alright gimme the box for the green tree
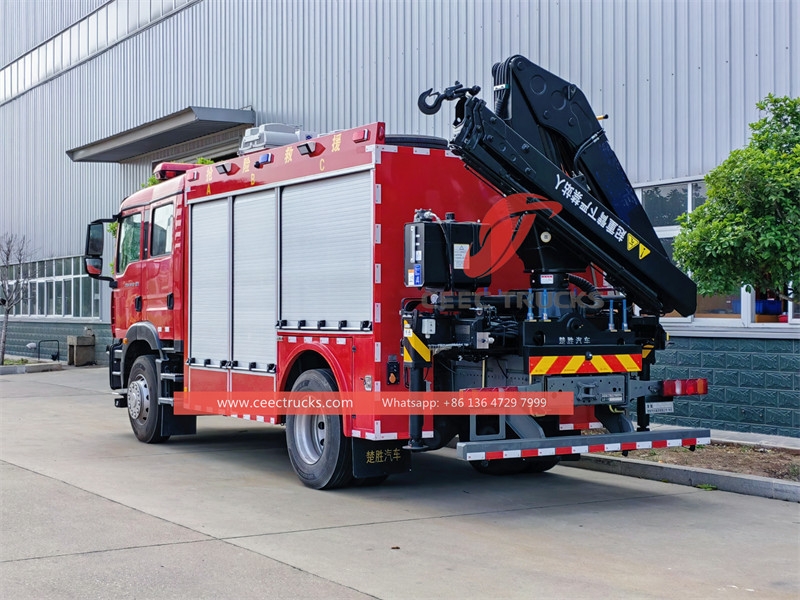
[673,95,800,299]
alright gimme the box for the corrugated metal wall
[0,0,107,65]
[2,0,798,261]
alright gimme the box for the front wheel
[127,355,168,444]
[285,369,353,489]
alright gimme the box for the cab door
[142,201,175,340]
[113,209,144,336]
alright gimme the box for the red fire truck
[85,56,709,489]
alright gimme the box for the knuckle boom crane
[404,55,707,466]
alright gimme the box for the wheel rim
[292,415,326,465]
[128,374,150,423]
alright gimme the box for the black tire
[470,456,560,475]
[524,457,561,473]
[468,420,529,475]
[285,369,353,490]
[352,475,390,487]
[127,355,168,444]
[470,458,528,475]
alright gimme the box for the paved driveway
[1,368,798,599]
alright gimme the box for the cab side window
[151,204,174,257]
[117,213,141,274]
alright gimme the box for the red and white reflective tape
[351,429,434,441]
[559,422,604,431]
[229,414,278,425]
[284,336,349,345]
[465,437,711,462]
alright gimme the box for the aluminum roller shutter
[233,190,277,369]
[281,171,373,329]
[190,199,229,366]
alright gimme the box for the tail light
[662,378,708,396]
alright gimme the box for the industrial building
[1,0,798,435]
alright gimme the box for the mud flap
[159,404,197,436]
[352,438,412,478]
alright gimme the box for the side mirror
[84,257,103,276]
[84,219,116,283]
[85,222,105,257]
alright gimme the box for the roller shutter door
[189,199,229,366]
[280,172,373,329]
[233,190,277,368]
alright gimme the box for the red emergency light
[215,162,239,175]
[298,141,324,156]
[153,162,198,181]
[662,378,708,397]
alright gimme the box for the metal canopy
[66,106,256,163]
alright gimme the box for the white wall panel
[1,0,797,277]
[0,0,106,65]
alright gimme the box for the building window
[0,0,198,104]
[789,285,800,324]
[641,184,688,228]
[11,257,100,319]
[639,180,796,326]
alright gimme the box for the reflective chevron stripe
[529,353,642,375]
[402,319,431,365]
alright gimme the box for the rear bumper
[456,428,711,461]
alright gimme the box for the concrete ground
[1,367,799,599]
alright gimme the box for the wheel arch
[279,347,348,393]
[121,321,163,388]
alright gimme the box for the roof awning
[66,106,256,162]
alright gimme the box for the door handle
[134,296,142,312]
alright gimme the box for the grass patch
[2,358,29,365]
[695,483,718,491]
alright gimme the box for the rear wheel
[468,420,529,475]
[352,475,389,487]
[470,458,528,475]
[470,456,561,475]
[524,457,561,473]
[285,369,353,489]
[127,355,168,444]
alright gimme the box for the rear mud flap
[352,438,412,478]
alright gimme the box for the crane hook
[418,81,481,116]
[418,89,446,115]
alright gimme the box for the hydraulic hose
[492,55,522,118]
[567,274,603,310]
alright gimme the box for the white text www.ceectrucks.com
[215,397,353,410]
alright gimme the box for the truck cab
[84,164,192,442]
